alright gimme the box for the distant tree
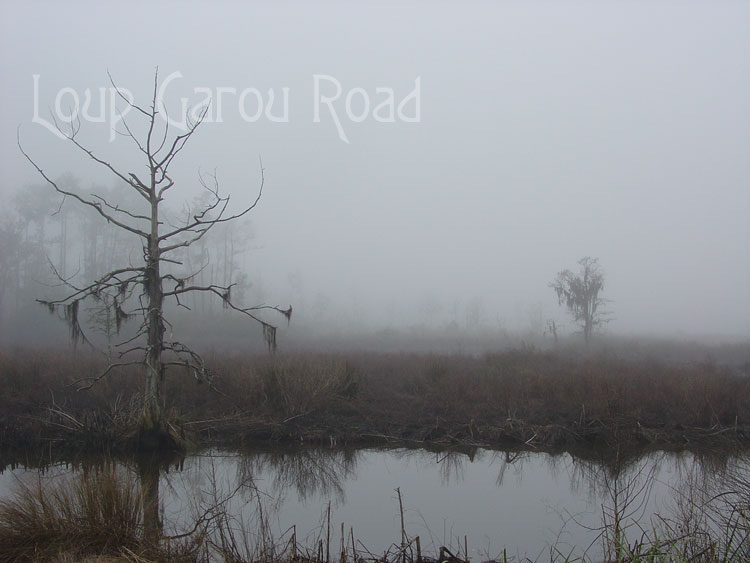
[19,70,291,450]
[417,293,443,327]
[0,215,24,315]
[464,296,487,331]
[546,319,559,346]
[550,257,608,344]
[86,289,119,362]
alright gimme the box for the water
[0,447,745,560]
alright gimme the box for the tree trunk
[584,318,592,345]
[141,196,167,449]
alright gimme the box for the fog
[1,0,748,349]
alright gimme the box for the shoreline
[1,347,748,463]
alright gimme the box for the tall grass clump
[0,469,141,561]
[255,356,361,418]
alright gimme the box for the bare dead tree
[18,70,291,449]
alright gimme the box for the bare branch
[159,161,264,250]
[91,193,151,222]
[107,69,151,117]
[74,360,143,390]
[49,113,151,200]
[163,282,291,351]
[163,341,211,383]
[154,103,210,174]
[37,266,144,305]
[18,129,149,239]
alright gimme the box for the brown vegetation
[1,347,748,463]
[0,469,142,561]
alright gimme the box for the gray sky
[1,0,748,338]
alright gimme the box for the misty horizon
[1,1,749,346]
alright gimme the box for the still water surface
[0,447,743,559]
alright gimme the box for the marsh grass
[0,468,141,561]
[0,467,206,562]
[0,346,748,458]
[256,358,361,418]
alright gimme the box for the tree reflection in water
[137,453,163,545]
[0,445,746,559]
[236,448,360,506]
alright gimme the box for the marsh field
[2,339,749,455]
[1,340,748,562]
